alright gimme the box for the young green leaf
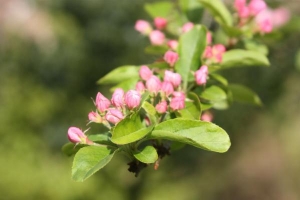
[133,145,158,164]
[62,143,86,157]
[97,66,139,85]
[111,113,154,145]
[142,101,158,125]
[175,25,207,89]
[144,1,173,18]
[209,73,228,86]
[221,49,270,69]
[198,0,233,27]
[72,146,116,182]
[179,0,204,23]
[110,77,140,92]
[200,85,227,102]
[149,118,231,153]
[229,84,262,106]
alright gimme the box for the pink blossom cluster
[204,44,226,64]
[234,0,278,33]
[136,65,185,113]
[135,17,168,46]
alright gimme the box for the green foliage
[176,92,202,119]
[229,84,262,106]
[221,49,270,68]
[175,25,207,89]
[149,119,231,153]
[72,146,116,182]
[144,1,173,18]
[111,114,154,145]
[133,145,158,164]
[97,65,139,85]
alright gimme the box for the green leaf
[142,101,158,125]
[149,119,231,153]
[179,0,204,23]
[145,45,169,55]
[72,146,116,182]
[62,143,86,157]
[200,85,227,102]
[200,103,213,111]
[144,1,173,18]
[133,145,158,164]
[97,66,139,85]
[209,73,228,86]
[110,77,139,92]
[221,49,270,69]
[198,0,233,27]
[111,113,154,145]
[229,84,262,106]
[176,92,201,119]
[244,40,269,55]
[175,25,207,89]
[87,134,116,146]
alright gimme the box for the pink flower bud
[255,10,273,33]
[139,65,153,81]
[214,44,226,54]
[195,65,208,85]
[111,88,125,108]
[206,32,212,45]
[135,20,152,35]
[204,46,213,59]
[149,30,165,46]
[154,17,167,30]
[234,0,246,11]
[182,22,194,33]
[238,6,250,18]
[105,108,124,124]
[201,112,213,122]
[136,81,145,92]
[167,40,178,50]
[170,92,185,111]
[146,75,161,94]
[155,101,168,114]
[161,81,174,96]
[164,51,179,67]
[125,90,141,109]
[67,127,91,144]
[248,0,266,16]
[272,8,290,28]
[95,92,111,112]
[88,111,102,123]
[164,70,181,88]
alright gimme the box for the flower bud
[161,81,174,96]
[170,93,185,111]
[135,20,152,35]
[201,112,213,122]
[146,75,161,94]
[111,88,125,108]
[206,32,212,45]
[154,17,167,30]
[95,92,111,112]
[105,108,124,124]
[125,90,141,109]
[136,81,145,92]
[88,111,102,123]
[67,127,91,144]
[182,22,194,33]
[139,65,153,81]
[155,101,168,114]
[167,40,178,50]
[164,70,181,88]
[149,30,165,46]
[164,51,179,67]
[249,0,267,16]
[195,65,208,85]
[255,10,273,33]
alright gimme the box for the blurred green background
[0,0,300,199]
